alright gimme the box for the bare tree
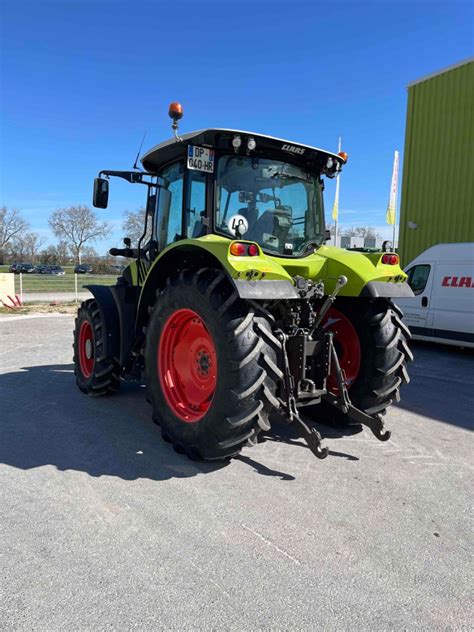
[341,226,381,239]
[10,231,45,262]
[40,245,59,264]
[49,205,111,264]
[10,234,28,261]
[55,240,71,265]
[81,245,99,262]
[122,207,147,246]
[0,207,30,261]
[24,232,47,262]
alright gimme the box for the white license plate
[187,145,215,173]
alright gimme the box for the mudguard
[83,285,120,360]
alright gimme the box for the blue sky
[1,0,472,253]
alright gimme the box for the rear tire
[144,269,281,461]
[307,298,413,423]
[73,299,121,396]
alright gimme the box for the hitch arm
[323,337,391,441]
[323,392,391,441]
[277,331,328,459]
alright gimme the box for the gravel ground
[1,315,473,631]
[19,291,91,303]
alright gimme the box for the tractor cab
[94,104,346,265]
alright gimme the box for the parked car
[74,263,93,274]
[49,265,65,276]
[35,264,65,275]
[36,264,52,274]
[22,263,37,273]
[9,262,36,273]
[396,242,474,348]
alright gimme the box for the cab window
[156,161,184,248]
[186,170,207,238]
[406,264,431,295]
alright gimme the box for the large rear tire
[144,269,281,461]
[308,297,412,422]
[73,299,121,396]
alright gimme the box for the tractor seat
[191,210,207,238]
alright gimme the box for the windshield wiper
[270,171,309,182]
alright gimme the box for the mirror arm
[98,170,158,187]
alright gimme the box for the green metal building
[398,58,474,265]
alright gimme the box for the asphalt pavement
[1,314,473,630]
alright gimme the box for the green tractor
[73,103,414,460]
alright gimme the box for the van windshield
[216,155,325,256]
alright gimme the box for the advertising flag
[386,150,399,225]
[332,175,340,221]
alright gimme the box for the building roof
[407,57,473,88]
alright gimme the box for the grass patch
[14,274,117,293]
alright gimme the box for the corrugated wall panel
[399,60,474,265]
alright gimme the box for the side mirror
[324,229,331,242]
[123,237,131,248]
[93,177,109,209]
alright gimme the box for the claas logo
[442,276,474,288]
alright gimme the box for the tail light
[230,242,259,256]
[247,244,259,256]
[382,254,399,265]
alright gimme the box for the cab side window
[186,170,207,238]
[406,264,431,295]
[157,161,184,248]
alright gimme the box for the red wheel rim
[78,320,94,378]
[321,307,361,392]
[158,308,217,423]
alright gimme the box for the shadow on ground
[394,341,474,431]
[3,342,470,484]
[1,363,350,482]
[0,364,229,482]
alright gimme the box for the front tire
[144,269,281,461]
[73,299,121,395]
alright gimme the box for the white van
[395,243,474,348]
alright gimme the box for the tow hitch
[276,275,392,460]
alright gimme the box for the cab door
[401,262,435,335]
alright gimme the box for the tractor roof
[141,128,344,175]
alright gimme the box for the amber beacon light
[338,151,348,162]
[168,102,184,140]
[168,102,184,121]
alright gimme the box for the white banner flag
[332,137,342,222]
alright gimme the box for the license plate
[187,145,215,173]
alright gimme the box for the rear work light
[382,254,399,265]
[230,242,259,256]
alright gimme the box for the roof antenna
[132,130,147,170]
[168,102,184,142]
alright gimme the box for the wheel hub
[197,350,211,375]
[78,320,94,378]
[85,339,93,359]
[158,309,217,423]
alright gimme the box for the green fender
[137,236,412,312]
